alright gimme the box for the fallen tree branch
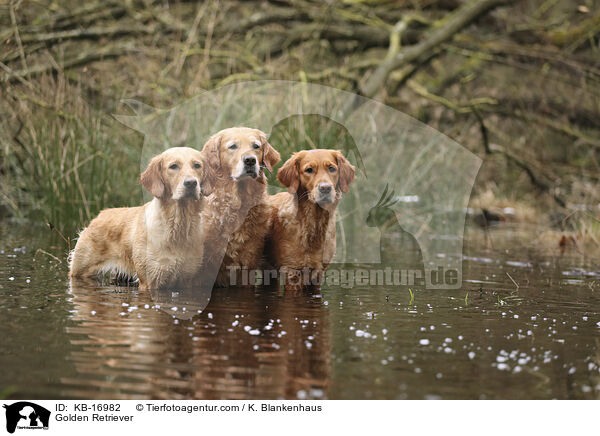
[405,79,568,207]
[450,40,600,83]
[407,79,498,112]
[1,42,135,83]
[408,71,600,149]
[473,106,568,208]
[16,24,157,44]
[360,0,513,98]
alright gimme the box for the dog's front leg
[306,268,324,293]
[282,267,305,293]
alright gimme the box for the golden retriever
[201,127,280,287]
[266,149,355,290]
[69,147,214,290]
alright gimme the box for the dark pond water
[0,221,599,399]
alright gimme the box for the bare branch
[360,0,513,98]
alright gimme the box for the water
[0,222,599,399]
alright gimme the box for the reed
[0,74,141,234]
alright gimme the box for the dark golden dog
[267,149,355,289]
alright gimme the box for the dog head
[277,149,355,206]
[202,127,280,182]
[140,147,215,201]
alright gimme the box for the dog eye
[305,168,314,174]
[193,163,201,169]
[252,143,260,149]
[328,166,336,173]
[169,164,179,170]
[228,143,238,150]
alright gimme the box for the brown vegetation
[0,0,599,242]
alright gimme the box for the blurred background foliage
[0,0,598,250]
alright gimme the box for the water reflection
[65,284,330,399]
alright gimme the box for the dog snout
[243,156,257,167]
[318,183,333,194]
[183,177,198,189]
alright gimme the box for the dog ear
[259,132,280,172]
[140,154,166,198]
[202,133,222,173]
[335,150,355,193]
[200,156,216,197]
[277,153,300,194]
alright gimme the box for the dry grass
[0,72,141,232]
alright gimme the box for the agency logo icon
[2,402,50,434]
[115,80,481,295]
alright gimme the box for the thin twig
[9,0,29,81]
[506,272,519,290]
[35,248,62,264]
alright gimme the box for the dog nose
[243,156,257,166]
[318,183,333,194]
[183,178,198,188]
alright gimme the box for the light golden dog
[201,127,280,287]
[69,147,214,289]
[266,149,355,289]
